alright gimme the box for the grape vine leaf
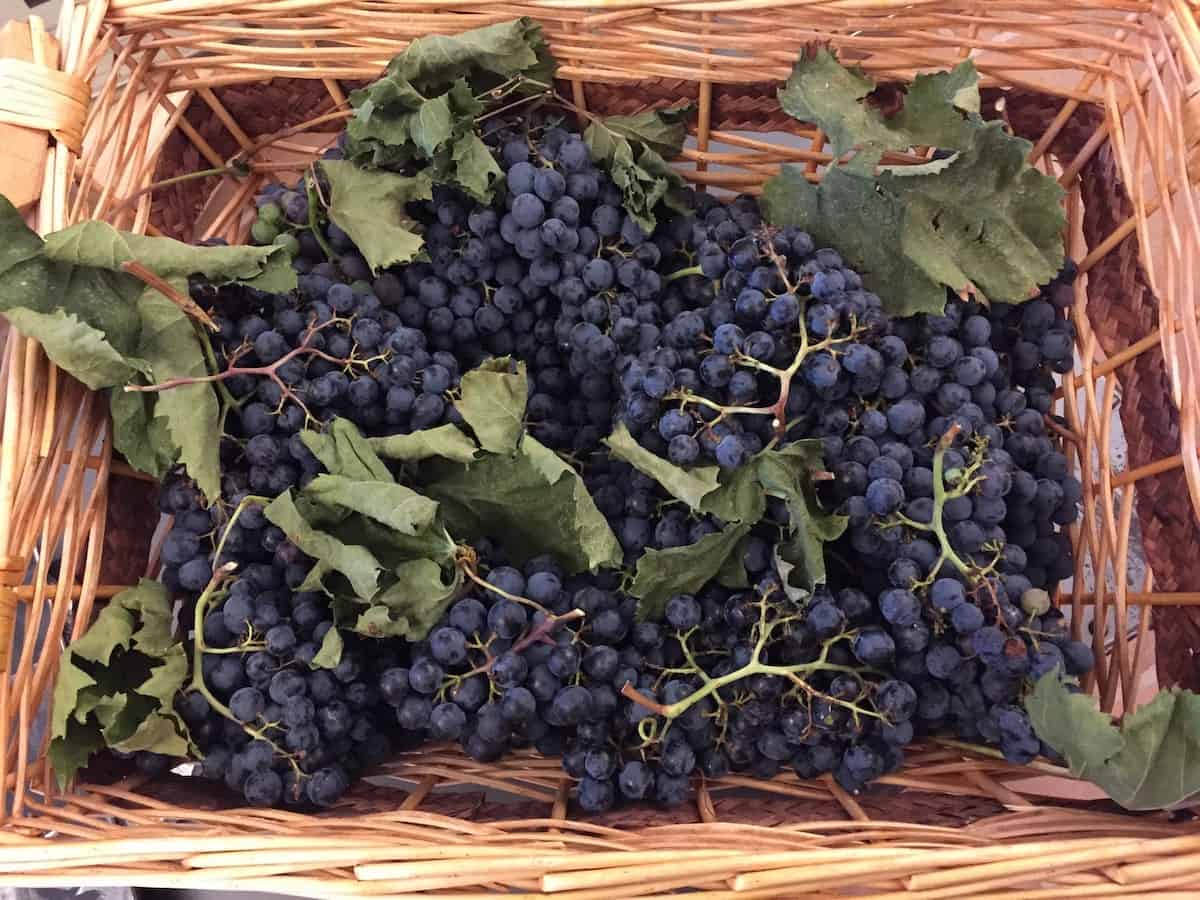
[303,474,439,536]
[604,423,721,511]
[630,523,752,621]
[739,442,845,593]
[346,18,552,203]
[454,356,527,454]
[2,308,148,390]
[320,162,432,273]
[778,49,980,157]
[133,284,221,502]
[301,418,394,483]
[355,558,463,639]
[266,491,384,601]
[762,127,1065,317]
[369,424,479,464]
[425,435,622,574]
[49,580,194,786]
[584,106,692,234]
[1026,672,1200,810]
[108,390,176,481]
[42,220,286,284]
[310,626,343,669]
[0,194,291,490]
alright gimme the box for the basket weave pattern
[1,1,1200,895]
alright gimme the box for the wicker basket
[2,0,1200,895]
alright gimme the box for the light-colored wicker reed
[0,0,1199,895]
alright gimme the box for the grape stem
[123,318,366,428]
[889,423,983,583]
[665,264,704,282]
[671,319,865,442]
[120,260,219,332]
[304,169,335,261]
[462,608,586,680]
[455,545,552,617]
[188,495,303,779]
[621,600,864,725]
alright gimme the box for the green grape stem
[188,495,302,777]
[670,317,866,442]
[621,623,862,724]
[664,264,704,282]
[304,168,335,261]
[891,423,995,589]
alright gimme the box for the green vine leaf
[425,435,621,574]
[1026,672,1200,810]
[320,161,432,273]
[48,580,193,786]
[584,106,692,234]
[369,424,479,464]
[630,523,752,621]
[778,49,980,157]
[454,356,527,453]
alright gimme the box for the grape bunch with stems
[126,90,1092,811]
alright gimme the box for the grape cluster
[134,108,1095,811]
[162,480,396,807]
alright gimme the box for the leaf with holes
[778,49,979,156]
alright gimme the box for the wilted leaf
[1026,673,1200,810]
[42,220,284,284]
[303,474,439,536]
[346,18,551,203]
[630,523,751,621]
[369,424,478,464]
[604,423,720,511]
[311,626,343,669]
[361,558,463,640]
[454,357,526,453]
[2,308,146,390]
[134,285,221,501]
[763,125,1064,317]
[584,107,691,234]
[778,50,979,156]
[109,389,175,480]
[321,161,432,273]
[425,435,621,574]
[265,491,384,601]
[302,418,393,482]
